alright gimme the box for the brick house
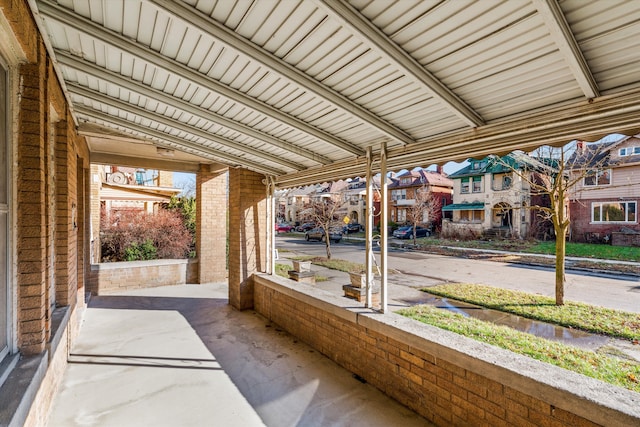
[443,155,550,239]
[1,1,639,426]
[568,136,640,245]
[388,168,453,229]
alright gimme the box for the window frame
[591,201,637,223]
[0,56,12,363]
[584,169,611,187]
[460,177,470,194]
[472,176,483,193]
[391,189,406,201]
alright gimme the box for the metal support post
[380,142,388,313]
[265,176,275,275]
[365,147,374,308]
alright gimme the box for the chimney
[576,140,585,153]
[436,165,443,174]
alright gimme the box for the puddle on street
[417,294,610,351]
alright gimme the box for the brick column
[196,166,227,283]
[89,164,101,263]
[17,60,47,355]
[54,119,78,307]
[228,168,267,310]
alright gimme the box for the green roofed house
[443,154,552,239]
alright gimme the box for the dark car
[275,223,294,233]
[392,226,430,239]
[296,222,316,232]
[342,223,362,234]
[305,227,342,243]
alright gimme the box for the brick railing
[88,259,199,295]
[253,273,640,426]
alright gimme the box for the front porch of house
[42,275,640,427]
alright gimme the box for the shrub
[124,239,157,261]
[167,196,196,248]
[100,207,192,262]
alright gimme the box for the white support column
[365,147,374,308]
[265,176,275,275]
[380,142,388,313]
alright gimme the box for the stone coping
[91,259,189,270]
[0,306,70,427]
[254,273,640,426]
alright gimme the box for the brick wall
[570,199,640,243]
[195,167,227,283]
[253,274,640,427]
[88,259,190,295]
[17,55,48,355]
[1,1,90,424]
[228,168,266,310]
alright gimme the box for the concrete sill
[0,305,70,427]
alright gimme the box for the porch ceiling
[31,0,640,187]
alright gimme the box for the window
[619,147,640,156]
[592,202,636,223]
[459,210,484,222]
[472,176,482,193]
[391,189,406,200]
[401,177,412,185]
[0,60,9,362]
[471,161,486,170]
[460,177,469,194]
[397,209,406,222]
[584,169,611,186]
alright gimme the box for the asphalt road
[276,236,640,314]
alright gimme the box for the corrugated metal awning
[30,0,640,188]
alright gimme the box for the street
[276,236,640,314]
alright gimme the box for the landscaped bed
[398,283,640,392]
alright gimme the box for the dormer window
[471,161,486,170]
[401,177,412,185]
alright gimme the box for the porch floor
[46,283,432,427]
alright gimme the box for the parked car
[342,223,362,234]
[296,222,316,232]
[392,226,430,239]
[305,227,342,243]
[275,223,294,233]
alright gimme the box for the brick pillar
[89,164,101,263]
[54,119,77,307]
[157,170,173,188]
[196,166,227,283]
[17,60,47,355]
[228,168,267,310]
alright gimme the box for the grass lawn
[274,263,328,281]
[414,237,640,262]
[288,255,366,274]
[399,304,640,392]
[422,284,640,341]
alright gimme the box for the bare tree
[406,186,442,245]
[301,193,345,259]
[498,143,610,305]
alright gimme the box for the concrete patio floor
[46,283,433,427]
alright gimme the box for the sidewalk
[47,283,432,427]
